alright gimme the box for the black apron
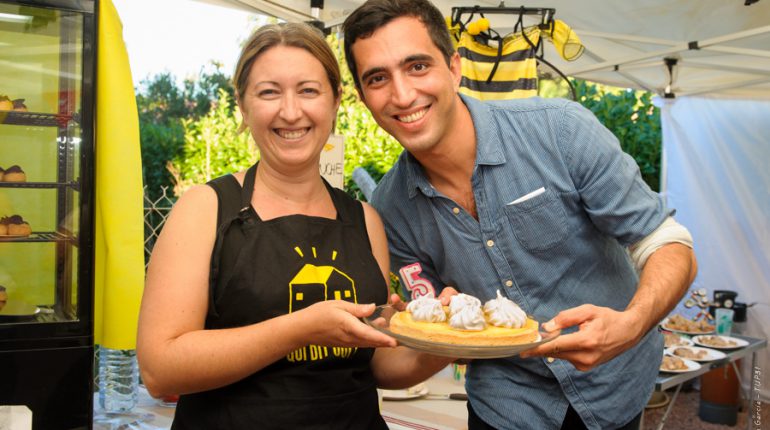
[172,164,388,430]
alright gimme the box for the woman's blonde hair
[234,23,341,132]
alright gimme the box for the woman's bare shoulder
[361,201,384,225]
[160,184,219,237]
[174,184,218,212]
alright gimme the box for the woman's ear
[236,97,248,134]
[335,86,343,111]
[331,87,342,133]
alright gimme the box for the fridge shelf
[0,231,77,244]
[0,111,78,127]
[0,181,80,190]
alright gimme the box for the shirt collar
[403,152,432,199]
[403,94,508,199]
[460,93,507,166]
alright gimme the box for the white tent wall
[661,96,770,400]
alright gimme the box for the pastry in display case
[0,285,7,310]
[2,165,27,182]
[0,0,96,429]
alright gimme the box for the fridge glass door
[0,1,85,325]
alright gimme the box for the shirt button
[547,357,555,363]
[486,240,495,247]
[452,207,460,214]
[505,280,513,287]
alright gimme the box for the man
[343,1,697,429]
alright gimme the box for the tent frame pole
[567,24,770,75]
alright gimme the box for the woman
[137,23,452,429]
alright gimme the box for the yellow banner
[94,0,144,350]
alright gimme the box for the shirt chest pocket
[502,189,569,253]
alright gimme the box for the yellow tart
[390,308,539,346]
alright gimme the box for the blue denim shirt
[371,94,669,430]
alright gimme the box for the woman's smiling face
[239,45,340,172]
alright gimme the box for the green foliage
[170,89,257,191]
[538,64,574,100]
[327,33,404,200]
[137,73,186,201]
[389,272,407,302]
[182,62,236,118]
[136,64,235,200]
[137,72,188,121]
[572,79,662,191]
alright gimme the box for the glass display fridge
[0,0,96,428]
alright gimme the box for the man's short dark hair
[342,0,455,92]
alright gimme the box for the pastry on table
[664,332,689,348]
[3,165,26,182]
[0,166,4,182]
[661,355,689,371]
[664,313,715,333]
[0,95,12,111]
[389,291,539,346]
[673,347,707,360]
[697,335,738,348]
[1,215,32,237]
[12,99,27,112]
[0,285,6,311]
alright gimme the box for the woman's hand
[301,300,397,348]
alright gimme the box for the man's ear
[449,52,462,90]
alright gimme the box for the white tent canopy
[198,0,770,99]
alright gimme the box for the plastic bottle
[98,347,139,412]
[732,302,747,335]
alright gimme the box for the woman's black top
[171,164,388,429]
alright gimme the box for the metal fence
[142,169,377,268]
[143,186,176,269]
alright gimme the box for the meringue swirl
[448,305,486,331]
[483,290,527,328]
[448,294,486,331]
[406,295,447,323]
[449,293,482,316]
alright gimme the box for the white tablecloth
[94,366,468,430]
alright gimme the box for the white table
[649,335,767,430]
[381,366,468,430]
[94,366,468,430]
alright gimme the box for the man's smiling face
[351,16,462,156]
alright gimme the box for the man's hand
[437,286,459,305]
[520,304,646,371]
[389,293,408,311]
[389,286,460,311]
[523,244,695,371]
